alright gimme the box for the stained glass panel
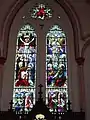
[13,24,37,112]
[13,89,34,113]
[31,4,52,20]
[46,25,68,112]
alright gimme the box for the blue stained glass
[13,89,34,112]
[15,24,37,87]
[46,25,68,112]
[46,25,66,87]
[13,24,37,112]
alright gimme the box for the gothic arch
[1,0,81,61]
[0,0,84,112]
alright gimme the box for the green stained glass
[46,25,68,112]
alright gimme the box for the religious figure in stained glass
[13,24,37,112]
[13,89,33,112]
[48,90,66,112]
[31,4,52,20]
[15,67,30,87]
[15,25,36,87]
[46,25,68,112]
[46,26,66,87]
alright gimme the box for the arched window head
[46,25,68,112]
[13,24,37,113]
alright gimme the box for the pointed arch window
[46,25,68,112]
[13,24,37,113]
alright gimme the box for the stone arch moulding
[1,0,82,62]
[81,38,90,58]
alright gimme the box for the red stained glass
[37,8,46,17]
[13,24,37,113]
[31,4,52,20]
[46,25,68,112]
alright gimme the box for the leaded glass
[13,89,34,112]
[31,4,52,20]
[46,25,68,112]
[13,24,37,112]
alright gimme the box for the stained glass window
[31,4,52,20]
[13,24,37,113]
[46,25,68,112]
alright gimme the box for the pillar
[76,57,85,111]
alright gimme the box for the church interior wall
[0,0,90,120]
